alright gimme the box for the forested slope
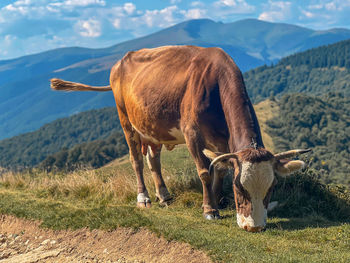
[267,93,350,185]
[0,107,120,168]
[244,39,350,102]
[39,131,127,171]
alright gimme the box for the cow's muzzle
[243,225,265,232]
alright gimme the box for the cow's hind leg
[119,115,151,208]
[146,145,172,206]
[183,126,220,219]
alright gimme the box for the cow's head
[203,148,311,232]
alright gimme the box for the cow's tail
[50,78,112,92]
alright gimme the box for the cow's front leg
[212,169,230,209]
[184,126,220,219]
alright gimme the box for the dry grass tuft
[0,169,138,204]
[0,147,200,206]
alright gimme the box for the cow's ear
[274,160,305,176]
[203,149,234,170]
[203,149,221,160]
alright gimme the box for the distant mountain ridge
[1,18,350,139]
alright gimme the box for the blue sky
[1,0,350,60]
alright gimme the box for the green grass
[1,146,350,262]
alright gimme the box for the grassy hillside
[244,39,350,102]
[0,107,120,168]
[0,146,349,262]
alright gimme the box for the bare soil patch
[0,215,212,263]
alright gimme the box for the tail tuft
[50,78,70,90]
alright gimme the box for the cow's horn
[209,153,238,176]
[274,149,311,160]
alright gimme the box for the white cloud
[211,0,255,20]
[4,34,17,43]
[300,0,350,28]
[63,0,105,7]
[182,8,206,19]
[213,0,255,13]
[76,19,101,37]
[142,5,178,28]
[4,3,29,14]
[123,2,136,15]
[301,10,314,19]
[10,0,32,7]
[214,0,236,7]
[308,4,323,10]
[258,1,292,22]
[113,18,121,29]
[325,2,337,11]
[307,1,350,12]
[191,1,204,7]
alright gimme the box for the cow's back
[110,46,202,143]
[112,46,201,107]
[109,45,241,145]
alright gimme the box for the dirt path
[0,215,212,263]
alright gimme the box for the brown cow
[51,45,310,232]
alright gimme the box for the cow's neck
[218,70,264,153]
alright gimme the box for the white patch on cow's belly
[131,125,160,144]
[131,125,185,145]
[168,128,185,144]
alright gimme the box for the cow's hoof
[203,212,221,220]
[156,196,174,207]
[137,201,152,208]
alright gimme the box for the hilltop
[1,19,350,139]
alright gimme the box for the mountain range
[1,18,350,140]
